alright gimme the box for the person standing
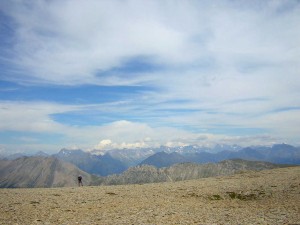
[78,175,83,186]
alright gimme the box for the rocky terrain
[1,166,299,224]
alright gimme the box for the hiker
[78,175,83,186]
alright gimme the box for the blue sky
[0,0,300,154]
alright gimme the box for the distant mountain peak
[58,148,86,156]
[139,151,189,168]
[34,151,49,157]
[272,143,294,149]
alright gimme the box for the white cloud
[0,1,300,152]
[2,0,193,84]
[94,139,148,151]
[2,1,300,111]
[0,101,73,132]
[96,139,113,148]
[1,97,299,153]
[3,0,298,85]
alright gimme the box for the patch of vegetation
[106,192,117,195]
[181,192,201,198]
[208,194,223,200]
[226,192,257,200]
[227,191,238,199]
[290,184,298,189]
[187,192,200,197]
[30,201,40,204]
[252,189,266,196]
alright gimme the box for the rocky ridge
[100,159,289,185]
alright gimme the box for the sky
[0,0,300,154]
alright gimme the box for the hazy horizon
[1,142,298,156]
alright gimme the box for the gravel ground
[0,166,299,225]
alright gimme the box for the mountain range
[138,144,300,168]
[1,143,299,188]
[184,144,300,165]
[53,148,127,176]
[0,155,294,188]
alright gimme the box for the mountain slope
[101,159,290,185]
[0,156,97,188]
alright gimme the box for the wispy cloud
[2,0,298,85]
[0,0,299,152]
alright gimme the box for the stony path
[0,167,299,225]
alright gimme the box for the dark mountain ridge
[100,159,292,185]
